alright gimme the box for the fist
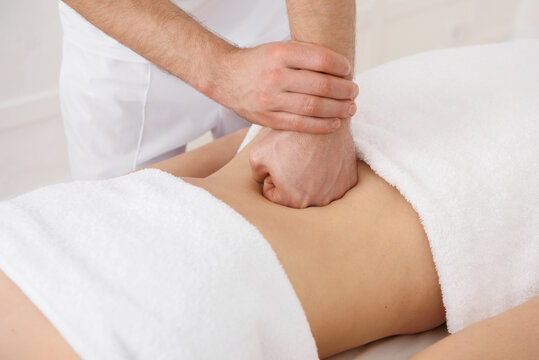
[249,125,358,208]
[217,41,359,134]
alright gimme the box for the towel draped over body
[352,39,539,333]
[0,170,318,359]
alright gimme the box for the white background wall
[0,0,67,199]
[1,0,538,200]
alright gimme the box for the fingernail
[332,120,341,129]
[354,84,359,98]
[349,103,357,116]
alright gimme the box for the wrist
[292,117,351,144]
[198,43,240,106]
[338,117,351,129]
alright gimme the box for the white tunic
[58,1,289,180]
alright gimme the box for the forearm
[61,0,234,98]
[286,0,356,133]
[411,296,539,360]
[286,0,356,80]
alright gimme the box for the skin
[60,0,357,134]
[1,128,537,359]
[60,0,359,208]
[250,0,359,208]
[189,129,445,358]
[411,296,539,359]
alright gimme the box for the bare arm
[250,0,359,208]
[286,0,356,76]
[411,296,539,360]
[147,128,248,178]
[61,0,357,134]
[62,0,232,97]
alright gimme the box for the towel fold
[0,170,318,359]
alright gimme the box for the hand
[249,124,358,208]
[214,41,359,134]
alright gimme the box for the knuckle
[288,115,303,132]
[303,97,319,115]
[264,114,281,129]
[268,42,288,60]
[255,115,270,127]
[249,147,263,167]
[286,191,304,209]
[289,199,302,209]
[293,190,310,209]
[321,196,333,206]
[316,52,333,69]
[315,78,331,95]
[261,69,282,87]
[251,112,272,128]
[299,197,310,209]
[256,91,273,108]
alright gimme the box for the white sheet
[330,326,448,360]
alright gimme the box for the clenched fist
[213,41,359,134]
[249,124,358,208]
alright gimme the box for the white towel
[353,39,539,333]
[0,170,318,359]
[241,39,539,333]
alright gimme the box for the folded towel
[241,39,539,333]
[0,170,318,359]
[352,39,539,333]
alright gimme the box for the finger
[283,42,351,77]
[262,176,275,195]
[262,176,301,208]
[274,93,356,119]
[262,177,287,206]
[284,69,359,100]
[249,146,270,183]
[261,112,341,134]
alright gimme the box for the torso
[0,270,80,360]
[186,136,445,357]
[0,139,444,360]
